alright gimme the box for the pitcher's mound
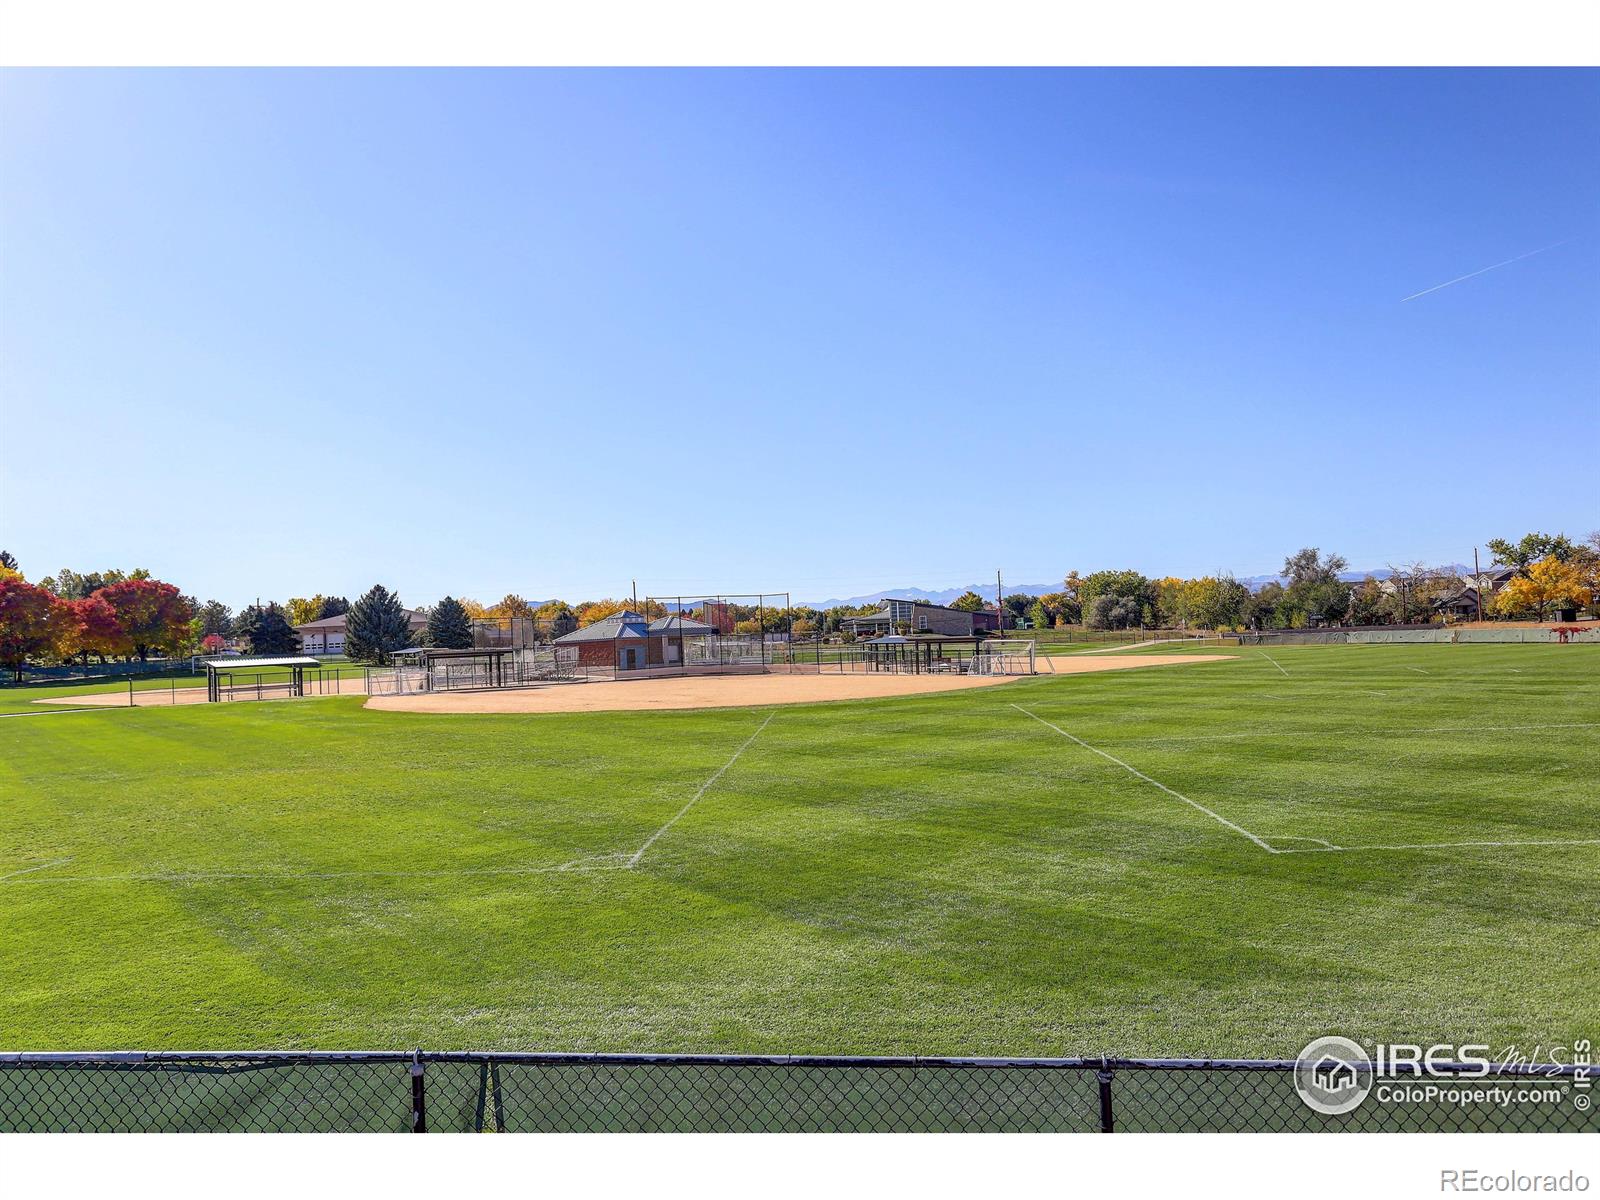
[362,654,1234,715]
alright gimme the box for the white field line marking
[1079,638,1196,654]
[1361,691,1388,697]
[1404,666,1430,675]
[1258,652,1290,678]
[0,858,74,881]
[1092,721,1600,748]
[5,718,776,887]
[1270,836,1342,850]
[1277,838,1600,855]
[0,708,117,718]
[1011,704,1280,854]
[625,712,774,867]
[0,859,632,886]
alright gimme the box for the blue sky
[2,69,1596,608]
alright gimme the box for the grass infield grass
[1,642,1595,1056]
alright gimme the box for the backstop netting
[365,648,580,695]
[970,639,1036,675]
[646,593,793,672]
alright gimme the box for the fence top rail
[0,1050,1582,1078]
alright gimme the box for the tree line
[0,557,196,682]
[4,528,1594,679]
[982,531,1599,633]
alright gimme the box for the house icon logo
[1295,1036,1374,1115]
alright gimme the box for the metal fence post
[1097,1061,1115,1132]
[410,1051,427,1132]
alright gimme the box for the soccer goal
[970,639,1037,675]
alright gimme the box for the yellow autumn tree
[1491,555,1592,621]
[457,598,491,619]
[489,594,536,619]
[576,598,628,627]
[285,596,324,626]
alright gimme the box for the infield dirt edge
[361,654,1237,715]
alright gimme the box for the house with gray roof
[295,608,427,654]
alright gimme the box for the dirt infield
[364,655,1235,715]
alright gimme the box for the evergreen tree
[317,595,350,619]
[426,596,474,649]
[198,600,234,638]
[345,585,413,664]
[234,603,300,655]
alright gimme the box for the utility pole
[631,580,638,611]
[996,570,1004,632]
[1472,548,1484,622]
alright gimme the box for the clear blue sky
[2,69,1596,607]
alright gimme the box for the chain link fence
[0,1053,1589,1133]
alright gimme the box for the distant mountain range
[799,567,1475,609]
[798,583,1067,609]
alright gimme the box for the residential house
[294,609,428,654]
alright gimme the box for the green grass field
[2,642,1595,1056]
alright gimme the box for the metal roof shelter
[201,655,322,702]
[392,645,521,688]
[647,615,718,635]
[859,633,986,673]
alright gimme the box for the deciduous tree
[1079,571,1154,625]
[1491,556,1592,621]
[1243,582,1285,630]
[950,591,986,612]
[97,578,194,661]
[285,597,325,627]
[490,595,536,620]
[59,594,124,664]
[1181,576,1249,630]
[1346,577,1386,626]
[1087,593,1141,630]
[0,578,64,681]
[536,600,577,639]
[1038,591,1080,626]
[1488,532,1576,574]
[577,599,628,627]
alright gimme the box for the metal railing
[0,1052,1587,1133]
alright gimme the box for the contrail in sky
[1400,238,1575,303]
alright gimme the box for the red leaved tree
[200,633,227,654]
[0,578,66,681]
[60,594,125,665]
[96,578,194,662]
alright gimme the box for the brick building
[553,610,719,671]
